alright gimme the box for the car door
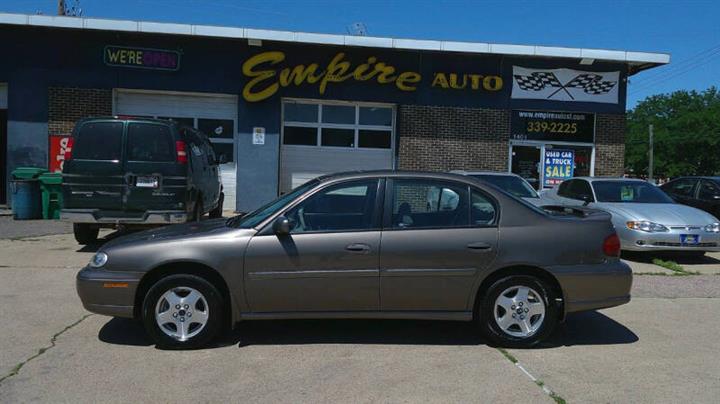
[62,120,126,210]
[697,180,720,218]
[378,178,499,312]
[124,122,185,212]
[243,178,383,312]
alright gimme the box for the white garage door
[280,99,395,193]
[114,89,238,211]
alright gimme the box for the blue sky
[3,0,719,108]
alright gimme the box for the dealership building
[0,13,669,212]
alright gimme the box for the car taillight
[176,141,188,164]
[603,233,621,257]
[64,137,74,162]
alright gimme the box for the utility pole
[58,0,66,15]
[648,124,654,184]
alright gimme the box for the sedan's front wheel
[479,275,558,348]
[142,275,223,349]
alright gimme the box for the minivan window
[73,122,124,161]
[127,123,175,162]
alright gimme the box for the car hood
[595,203,716,226]
[103,218,240,248]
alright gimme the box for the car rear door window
[557,180,573,198]
[285,179,379,233]
[698,180,720,201]
[127,123,175,162]
[390,179,469,229]
[571,180,595,201]
[73,122,124,161]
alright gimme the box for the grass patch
[496,347,518,363]
[652,258,688,275]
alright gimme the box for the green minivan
[61,117,224,244]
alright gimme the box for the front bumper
[618,227,720,252]
[548,259,633,315]
[62,209,187,225]
[76,266,143,318]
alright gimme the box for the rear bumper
[548,260,633,315]
[76,266,143,318]
[61,209,187,225]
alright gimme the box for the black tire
[209,192,224,219]
[478,275,559,348]
[73,223,99,245]
[142,274,224,349]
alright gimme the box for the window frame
[382,178,499,231]
[261,178,386,235]
[281,99,395,150]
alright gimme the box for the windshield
[473,175,539,198]
[227,180,320,228]
[593,181,674,203]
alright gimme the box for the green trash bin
[38,173,63,220]
[12,167,48,181]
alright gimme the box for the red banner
[49,134,71,173]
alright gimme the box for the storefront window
[284,103,318,122]
[321,128,354,147]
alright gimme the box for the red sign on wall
[49,134,70,173]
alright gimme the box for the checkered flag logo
[514,71,617,99]
[513,72,563,91]
[564,73,617,95]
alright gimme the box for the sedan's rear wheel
[479,275,558,348]
[142,275,223,349]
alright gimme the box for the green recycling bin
[38,173,63,220]
[12,167,48,180]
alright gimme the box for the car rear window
[73,122,124,161]
[127,123,175,162]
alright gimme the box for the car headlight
[626,221,669,232]
[705,223,720,233]
[89,252,108,268]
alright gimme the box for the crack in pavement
[0,314,93,385]
[496,348,567,404]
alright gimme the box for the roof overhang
[0,12,670,73]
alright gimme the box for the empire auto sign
[241,51,504,102]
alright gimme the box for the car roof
[571,177,648,183]
[316,170,482,184]
[451,170,522,178]
[77,116,178,125]
[668,176,720,181]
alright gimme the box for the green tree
[626,87,720,178]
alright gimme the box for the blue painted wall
[0,25,628,210]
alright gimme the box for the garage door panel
[281,145,392,191]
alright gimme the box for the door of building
[510,145,542,190]
[0,109,7,204]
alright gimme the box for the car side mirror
[272,215,291,236]
[216,154,227,165]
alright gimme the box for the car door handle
[467,242,492,250]
[345,243,371,253]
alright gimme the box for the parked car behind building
[544,177,720,255]
[451,171,547,206]
[660,177,720,220]
[61,117,224,244]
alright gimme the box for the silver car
[545,177,720,254]
[451,171,546,206]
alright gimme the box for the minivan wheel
[73,223,99,245]
[142,274,223,349]
[478,275,558,348]
[209,192,224,219]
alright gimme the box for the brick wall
[594,114,626,177]
[397,105,627,177]
[48,87,112,135]
[397,105,510,172]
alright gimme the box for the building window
[282,100,394,149]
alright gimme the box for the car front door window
[285,180,379,233]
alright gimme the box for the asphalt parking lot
[1,220,719,403]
